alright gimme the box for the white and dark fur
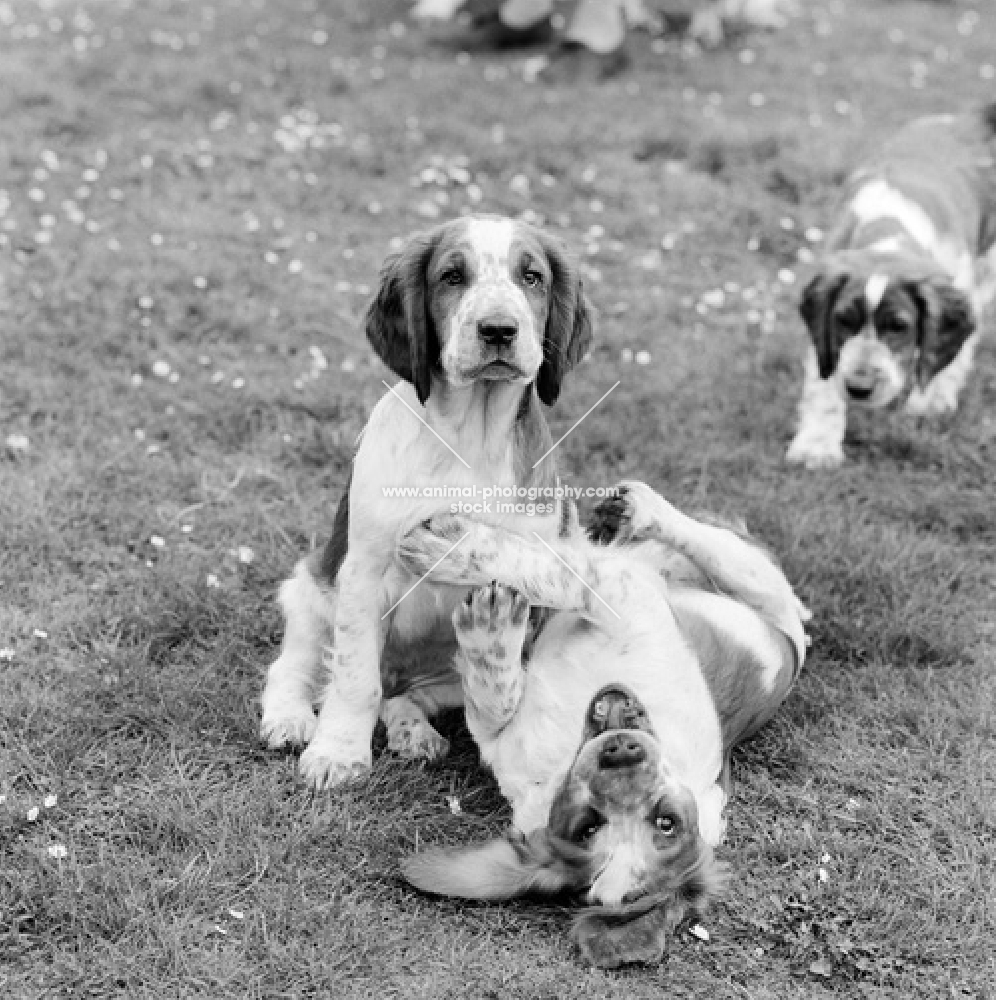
[259,216,593,789]
[787,106,996,469]
[398,482,810,967]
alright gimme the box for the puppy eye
[654,814,678,836]
[570,810,604,843]
[523,270,543,288]
[880,316,910,333]
[441,269,463,286]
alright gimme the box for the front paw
[785,434,844,470]
[298,739,372,791]
[906,385,958,418]
[397,514,469,577]
[260,700,318,750]
[453,582,529,658]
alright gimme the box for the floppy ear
[799,270,849,379]
[401,831,589,901]
[570,836,726,968]
[909,277,976,388]
[535,233,595,406]
[364,232,441,405]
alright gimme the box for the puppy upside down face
[401,686,725,968]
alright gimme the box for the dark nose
[478,318,518,347]
[597,733,647,770]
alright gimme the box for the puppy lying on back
[399,482,810,968]
[260,216,593,789]
[787,106,996,469]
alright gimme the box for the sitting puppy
[398,482,810,968]
[787,106,996,469]
[259,216,593,789]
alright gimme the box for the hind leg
[380,691,453,761]
[593,481,810,662]
[259,558,330,749]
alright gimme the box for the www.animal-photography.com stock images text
[2,1,994,998]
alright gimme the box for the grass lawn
[1,0,994,996]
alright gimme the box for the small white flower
[231,377,245,389]
[688,923,710,942]
[193,275,208,289]
[150,535,165,548]
[151,360,171,378]
[138,295,154,310]
[181,524,193,534]
[340,359,356,373]
[237,546,254,565]
[777,268,796,285]
[130,373,143,387]
[817,867,828,882]
[6,433,29,453]
[27,806,39,822]
[48,844,68,859]
[0,649,14,661]
[206,574,220,588]
[620,348,634,363]
[446,795,462,815]
[635,351,651,366]
[287,259,303,274]
[33,629,49,640]
[228,908,245,919]
[819,852,831,863]
[44,794,58,808]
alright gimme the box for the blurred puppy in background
[787,106,996,469]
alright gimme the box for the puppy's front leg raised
[297,554,384,789]
[786,349,847,469]
[451,583,530,742]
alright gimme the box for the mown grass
[1,0,994,997]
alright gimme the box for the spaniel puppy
[259,216,593,789]
[787,106,996,469]
[398,482,810,967]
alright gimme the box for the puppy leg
[452,583,530,742]
[380,693,451,760]
[602,481,810,664]
[297,556,384,790]
[906,332,979,417]
[786,349,847,469]
[259,559,330,749]
[399,516,651,630]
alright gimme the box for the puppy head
[365,216,593,406]
[799,251,975,405]
[401,685,723,968]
